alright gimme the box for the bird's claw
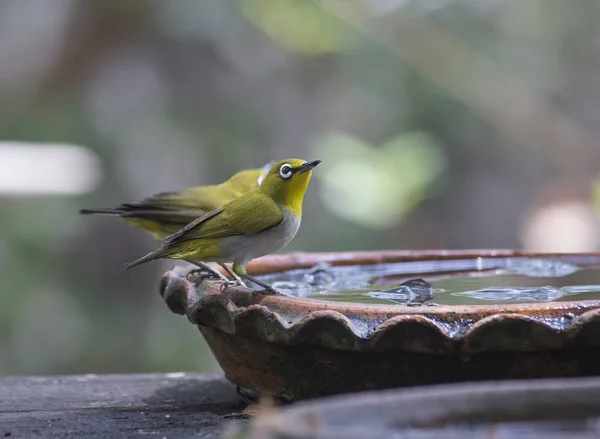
[240,274,279,295]
[220,280,240,292]
[249,287,279,296]
[186,268,218,283]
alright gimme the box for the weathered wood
[0,373,248,438]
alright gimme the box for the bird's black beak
[297,160,321,174]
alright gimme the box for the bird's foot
[218,263,248,284]
[186,268,218,284]
[249,288,278,297]
[185,260,228,281]
[241,274,279,295]
[219,279,248,292]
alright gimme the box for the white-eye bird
[122,159,321,292]
[80,161,274,280]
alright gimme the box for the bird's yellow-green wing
[164,192,283,245]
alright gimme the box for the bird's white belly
[220,209,301,266]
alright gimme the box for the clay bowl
[226,376,600,439]
[159,250,600,401]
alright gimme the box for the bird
[80,161,274,279]
[121,158,321,293]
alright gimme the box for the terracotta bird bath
[159,250,600,401]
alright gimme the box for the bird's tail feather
[79,208,123,215]
[122,249,172,271]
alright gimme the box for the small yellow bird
[122,159,321,292]
[80,161,274,280]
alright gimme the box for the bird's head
[259,158,321,214]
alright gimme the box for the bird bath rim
[164,249,600,313]
[160,249,600,347]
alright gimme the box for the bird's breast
[219,208,301,264]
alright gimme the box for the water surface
[256,257,600,305]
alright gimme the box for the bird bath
[160,250,600,401]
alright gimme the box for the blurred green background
[1,0,600,376]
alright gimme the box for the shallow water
[257,257,600,305]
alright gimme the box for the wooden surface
[0,373,248,438]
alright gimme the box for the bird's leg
[241,274,279,295]
[185,260,228,281]
[230,263,278,295]
[219,263,244,283]
[218,263,251,293]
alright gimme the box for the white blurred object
[0,141,102,195]
[520,200,599,252]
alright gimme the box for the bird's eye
[279,164,293,179]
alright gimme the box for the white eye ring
[279,163,293,179]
